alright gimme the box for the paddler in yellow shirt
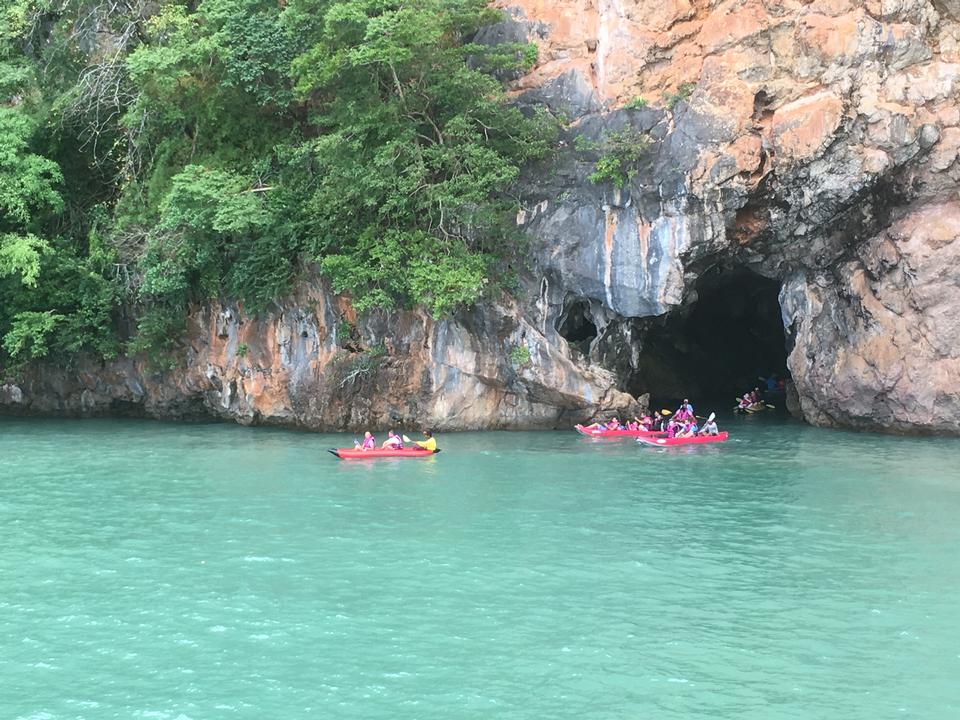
[414,429,437,452]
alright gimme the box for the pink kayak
[575,424,664,438]
[328,447,440,459]
[637,431,729,447]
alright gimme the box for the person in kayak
[381,430,403,449]
[674,399,694,421]
[581,417,620,431]
[676,419,698,438]
[414,430,437,452]
[700,415,719,435]
[355,431,376,451]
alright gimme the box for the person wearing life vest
[381,430,403,449]
[582,417,620,431]
[415,430,437,452]
[665,418,679,438]
[355,431,376,451]
[675,399,694,421]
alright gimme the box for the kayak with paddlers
[575,412,666,438]
[637,431,729,447]
[330,429,439,459]
[329,446,438,459]
[575,425,664,438]
[653,409,723,440]
[581,403,729,447]
[734,388,775,414]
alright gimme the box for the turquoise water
[2,417,959,719]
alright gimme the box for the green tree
[1,0,557,370]
[288,0,553,313]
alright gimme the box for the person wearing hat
[700,414,719,435]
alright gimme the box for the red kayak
[636,432,729,447]
[575,424,664,438]
[328,447,440,459]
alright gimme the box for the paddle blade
[660,409,672,415]
[402,435,412,443]
[708,412,716,422]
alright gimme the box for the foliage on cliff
[0,0,550,367]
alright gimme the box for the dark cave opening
[628,268,791,405]
[556,297,598,354]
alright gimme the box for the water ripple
[1,418,959,719]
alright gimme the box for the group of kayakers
[585,398,721,438]
[354,429,436,452]
[736,389,765,410]
[736,375,785,411]
[582,415,655,432]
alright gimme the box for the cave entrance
[556,296,598,355]
[628,267,790,404]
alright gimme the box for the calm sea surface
[1,416,958,719]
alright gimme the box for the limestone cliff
[4,0,960,433]
[0,282,642,429]
[499,0,960,433]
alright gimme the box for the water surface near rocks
[2,417,959,719]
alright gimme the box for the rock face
[783,202,960,433]
[0,281,642,429]
[499,0,960,433]
[4,0,960,433]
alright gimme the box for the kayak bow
[328,447,440,459]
